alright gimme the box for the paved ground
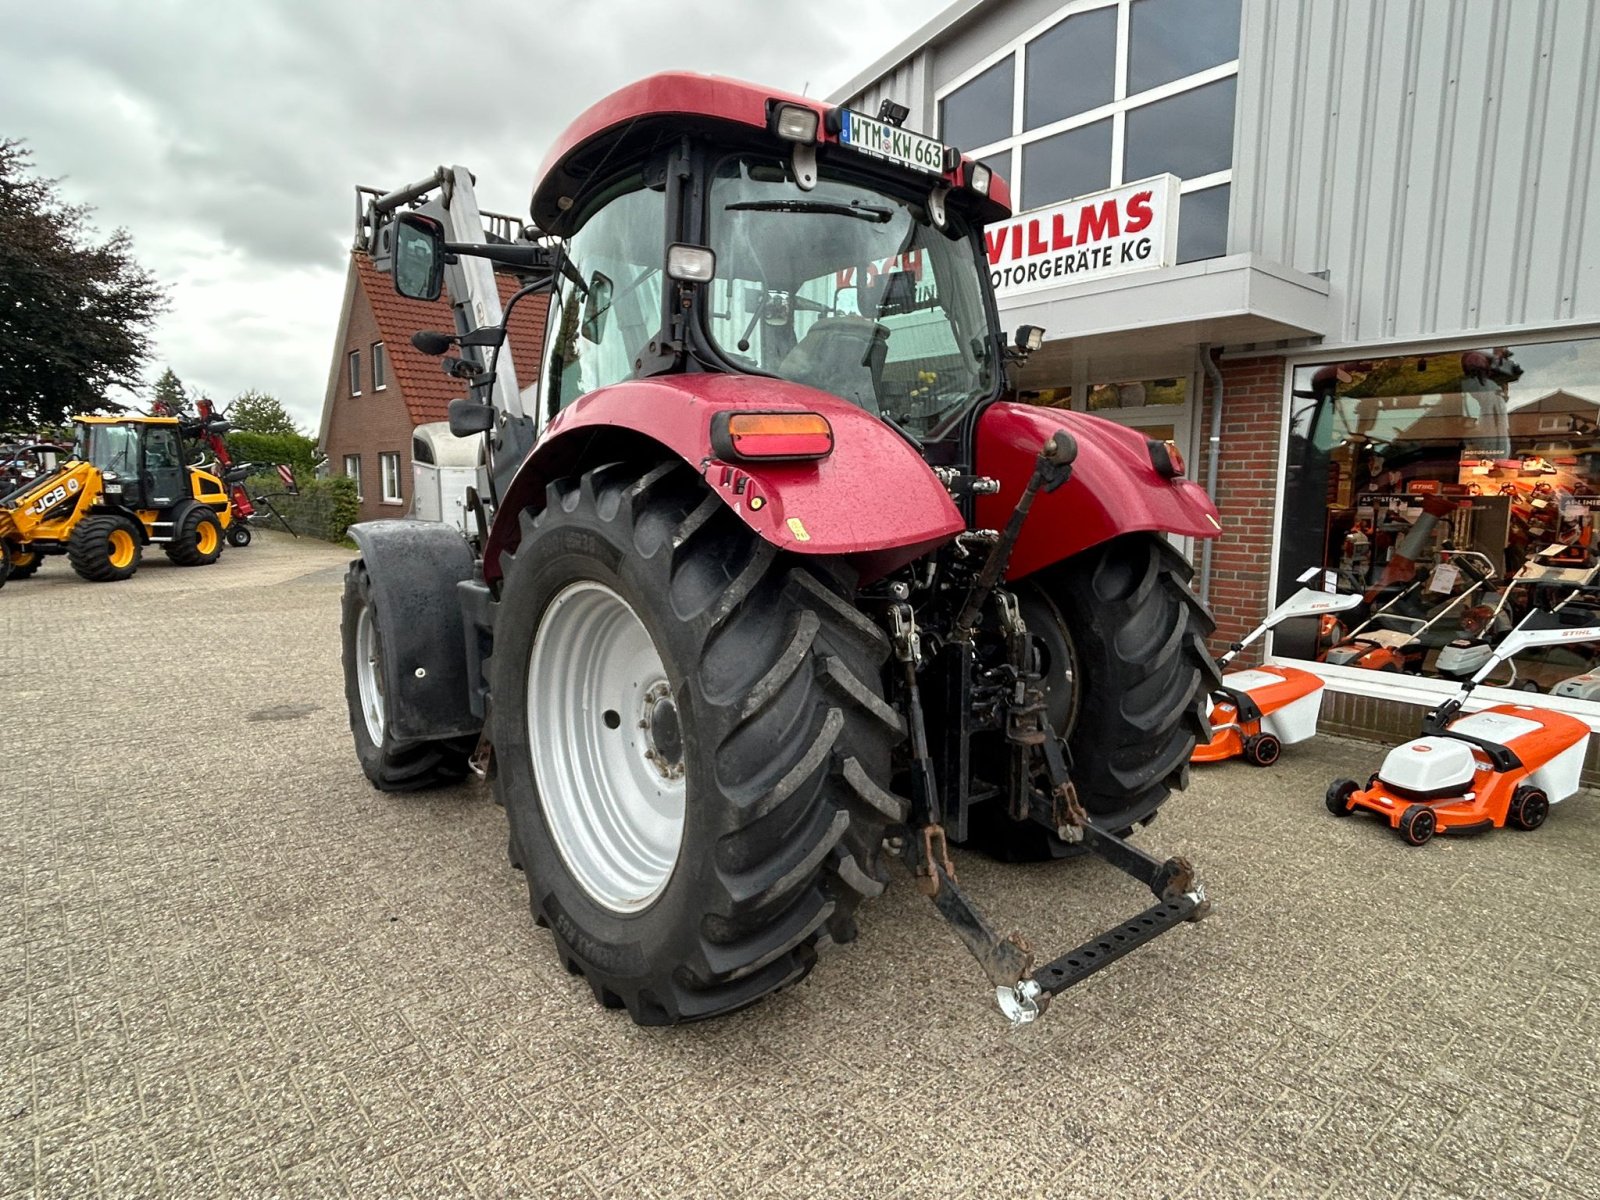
[2,530,1598,1199]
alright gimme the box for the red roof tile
[352,251,548,427]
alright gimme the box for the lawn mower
[1434,555,1599,684]
[1321,550,1496,673]
[1326,606,1600,844]
[1193,571,1361,766]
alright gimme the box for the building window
[380,452,402,504]
[1023,6,1117,129]
[348,349,361,396]
[938,53,1013,154]
[343,453,362,500]
[1274,336,1600,692]
[936,0,1241,261]
[371,342,387,390]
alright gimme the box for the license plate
[837,110,946,176]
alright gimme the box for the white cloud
[2,0,934,431]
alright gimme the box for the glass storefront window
[1021,118,1113,210]
[979,149,1013,193]
[1177,183,1230,263]
[1024,6,1117,130]
[1128,0,1243,95]
[939,55,1013,151]
[1276,336,1600,691]
[1123,76,1237,182]
[1086,378,1186,411]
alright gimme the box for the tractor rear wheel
[340,561,474,790]
[166,507,225,566]
[68,514,142,582]
[964,533,1218,861]
[491,460,906,1025]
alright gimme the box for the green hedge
[227,430,320,480]
[245,473,360,543]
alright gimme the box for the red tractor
[341,74,1221,1025]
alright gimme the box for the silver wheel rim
[528,581,686,913]
[355,603,386,744]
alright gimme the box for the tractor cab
[74,417,192,510]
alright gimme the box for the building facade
[835,0,1600,736]
[318,253,546,525]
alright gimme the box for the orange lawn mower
[1326,607,1600,845]
[1193,571,1363,766]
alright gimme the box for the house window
[348,349,361,396]
[371,342,387,390]
[935,0,1241,262]
[380,452,402,504]
[343,453,362,500]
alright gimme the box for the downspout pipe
[1199,345,1224,607]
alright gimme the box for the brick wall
[322,286,419,526]
[1196,353,1286,660]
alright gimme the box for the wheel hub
[640,681,685,780]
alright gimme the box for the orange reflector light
[712,411,834,461]
[1148,438,1186,478]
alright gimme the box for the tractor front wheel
[339,562,474,790]
[491,460,906,1025]
[68,514,142,582]
[965,533,1218,861]
[166,507,224,566]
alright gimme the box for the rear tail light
[711,411,834,461]
[1149,438,1186,478]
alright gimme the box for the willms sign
[986,174,1180,299]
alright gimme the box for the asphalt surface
[3,530,1598,1199]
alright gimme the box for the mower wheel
[340,561,474,791]
[67,514,142,582]
[226,522,253,548]
[1325,778,1358,816]
[1399,804,1436,845]
[166,507,225,566]
[1246,733,1282,767]
[1368,772,1382,789]
[964,532,1218,860]
[1507,785,1549,831]
[492,459,906,1025]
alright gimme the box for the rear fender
[974,403,1220,580]
[349,519,481,742]
[484,376,963,584]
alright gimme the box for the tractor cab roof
[530,71,1013,235]
[74,415,179,427]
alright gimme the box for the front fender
[974,403,1220,580]
[485,376,963,584]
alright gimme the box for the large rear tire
[166,507,224,566]
[339,561,474,790]
[964,533,1218,861]
[4,543,39,581]
[67,514,142,582]
[492,460,906,1025]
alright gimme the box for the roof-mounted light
[770,103,820,144]
[967,162,992,196]
[666,243,716,283]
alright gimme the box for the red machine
[1193,573,1362,765]
[339,75,1224,1026]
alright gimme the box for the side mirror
[393,213,446,301]
[448,398,495,438]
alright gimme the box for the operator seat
[776,317,889,416]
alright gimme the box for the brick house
[318,252,546,525]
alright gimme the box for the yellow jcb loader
[0,415,234,587]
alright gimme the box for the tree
[226,389,302,437]
[151,366,187,414]
[0,139,167,429]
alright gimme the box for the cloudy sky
[1,0,934,432]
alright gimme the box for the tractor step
[911,817,1208,1026]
